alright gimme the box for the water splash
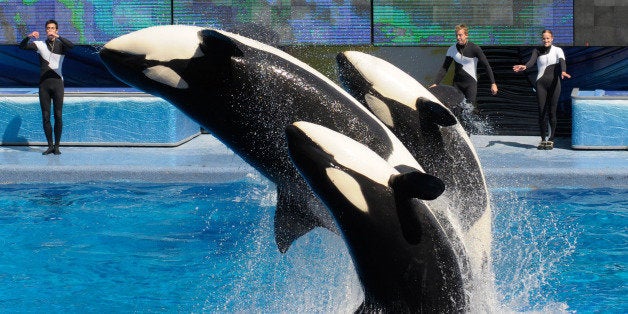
[198,181,361,312]
[183,178,580,313]
[491,189,578,313]
[456,101,494,135]
[428,194,501,313]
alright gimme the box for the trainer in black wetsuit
[19,19,74,155]
[430,24,498,104]
[513,29,571,150]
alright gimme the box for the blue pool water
[0,182,625,312]
[0,181,361,312]
[492,187,627,313]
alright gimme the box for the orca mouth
[99,48,167,92]
[285,124,337,176]
[335,53,359,83]
[99,48,154,81]
[335,52,351,68]
[100,48,147,68]
[336,52,371,98]
[286,125,325,166]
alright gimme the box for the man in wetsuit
[513,29,571,150]
[19,19,74,155]
[430,24,498,104]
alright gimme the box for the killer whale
[99,26,425,253]
[285,121,466,312]
[428,84,492,134]
[336,51,493,287]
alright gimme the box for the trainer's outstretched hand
[512,64,526,72]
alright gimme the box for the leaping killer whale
[99,25,427,253]
[285,121,466,312]
[336,51,493,289]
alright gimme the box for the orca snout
[285,123,332,171]
[99,48,154,88]
[99,48,146,68]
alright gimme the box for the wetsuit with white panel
[524,45,566,142]
[433,42,496,104]
[19,35,74,152]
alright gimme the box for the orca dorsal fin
[389,171,445,201]
[198,29,244,58]
[416,97,458,127]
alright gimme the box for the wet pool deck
[0,134,626,188]
[470,135,627,189]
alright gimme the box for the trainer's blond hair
[455,24,469,36]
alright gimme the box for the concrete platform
[0,134,253,184]
[0,134,626,188]
[471,135,627,189]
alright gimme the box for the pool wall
[571,88,628,150]
[0,88,200,146]
[3,45,627,137]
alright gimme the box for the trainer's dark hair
[45,19,58,29]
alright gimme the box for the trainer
[430,24,498,104]
[19,19,74,155]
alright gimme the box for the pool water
[0,182,625,312]
[492,187,627,313]
[0,181,360,312]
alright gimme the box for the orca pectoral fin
[416,97,458,127]
[198,29,244,58]
[274,184,338,253]
[389,171,445,201]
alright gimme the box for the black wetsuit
[433,42,496,104]
[19,35,74,151]
[524,45,567,141]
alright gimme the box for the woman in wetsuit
[513,29,571,150]
[19,19,74,155]
[430,24,498,104]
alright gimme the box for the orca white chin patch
[143,66,189,89]
[103,25,204,62]
[326,167,369,213]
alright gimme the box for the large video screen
[0,0,371,45]
[0,1,572,46]
[374,0,574,45]
[0,1,171,45]
[173,1,372,45]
